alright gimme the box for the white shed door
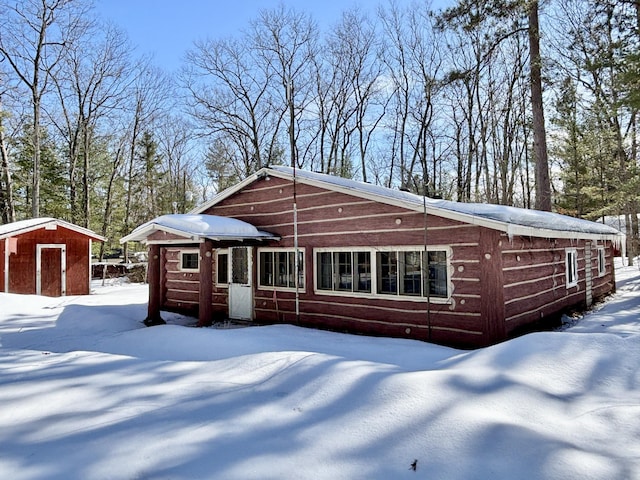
[229,247,253,320]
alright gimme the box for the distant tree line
[0,0,638,260]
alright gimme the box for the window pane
[335,252,352,291]
[401,251,422,296]
[355,251,371,293]
[275,251,288,287]
[297,251,304,288]
[317,252,333,290]
[426,251,447,297]
[567,251,577,285]
[259,252,274,286]
[598,248,605,275]
[182,252,198,270]
[377,251,397,295]
[217,253,228,284]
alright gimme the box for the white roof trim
[120,214,280,244]
[0,217,106,242]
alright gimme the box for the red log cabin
[0,218,106,297]
[121,166,624,348]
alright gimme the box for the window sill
[313,289,451,304]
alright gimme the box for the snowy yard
[1,263,639,480]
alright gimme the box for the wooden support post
[145,244,165,326]
[479,228,506,345]
[198,239,214,327]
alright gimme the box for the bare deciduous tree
[0,0,87,217]
[251,5,318,168]
[50,20,134,226]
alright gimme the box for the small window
[216,250,228,285]
[566,249,578,287]
[597,247,606,277]
[180,251,199,272]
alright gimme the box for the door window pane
[232,248,248,284]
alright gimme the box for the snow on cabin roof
[120,214,279,244]
[267,166,623,241]
[0,217,106,241]
[194,166,624,243]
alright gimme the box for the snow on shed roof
[195,166,624,243]
[0,217,106,241]
[120,214,279,244]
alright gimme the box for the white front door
[229,247,253,320]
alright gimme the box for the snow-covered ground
[1,263,639,480]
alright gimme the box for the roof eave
[120,223,197,244]
[190,170,264,214]
[0,218,106,242]
[120,220,281,245]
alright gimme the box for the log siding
[147,174,619,348]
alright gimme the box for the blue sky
[95,0,450,72]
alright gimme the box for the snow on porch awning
[119,214,280,244]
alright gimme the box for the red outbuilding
[0,218,106,297]
[122,167,625,348]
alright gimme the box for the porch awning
[120,214,280,244]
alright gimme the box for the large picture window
[317,251,372,293]
[258,248,304,290]
[316,247,449,300]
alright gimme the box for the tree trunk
[32,99,41,218]
[0,116,15,223]
[528,1,552,211]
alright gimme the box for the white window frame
[316,249,373,294]
[313,246,452,303]
[179,249,200,272]
[215,249,229,287]
[597,246,606,277]
[566,248,578,287]
[257,247,305,293]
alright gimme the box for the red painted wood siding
[501,236,615,335]
[1,225,92,295]
[207,177,491,348]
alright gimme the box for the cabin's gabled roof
[193,166,624,243]
[0,217,106,242]
[120,214,280,244]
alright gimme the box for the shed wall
[2,225,92,296]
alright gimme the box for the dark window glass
[217,253,228,284]
[426,251,448,298]
[355,252,371,293]
[377,252,397,295]
[182,252,199,270]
